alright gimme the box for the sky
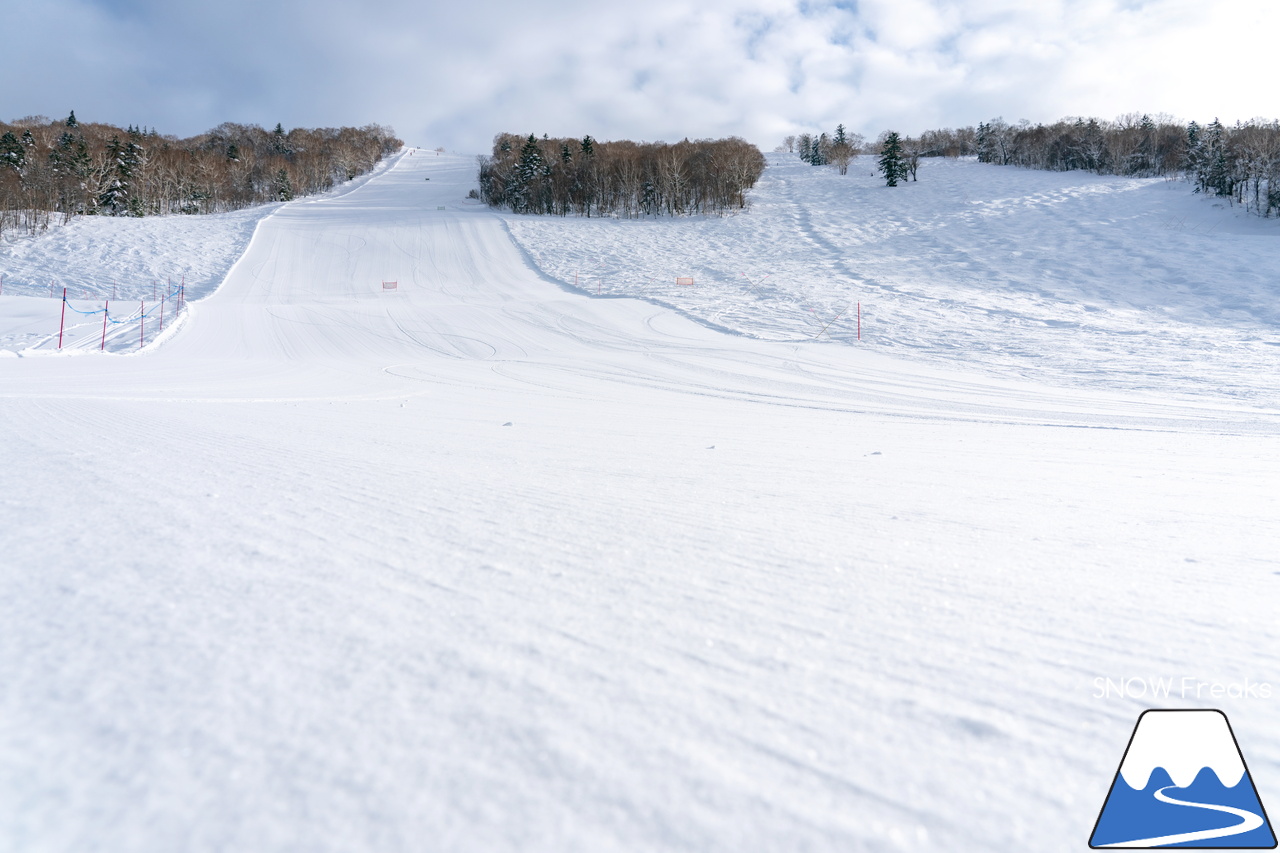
[3,0,1277,153]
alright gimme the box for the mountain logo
[1090,709,1277,848]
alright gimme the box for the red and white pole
[101,301,109,350]
[58,288,67,348]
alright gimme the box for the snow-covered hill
[1,149,1278,853]
[504,153,1280,405]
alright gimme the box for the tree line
[783,114,1280,216]
[477,133,766,217]
[975,115,1279,217]
[0,112,402,238]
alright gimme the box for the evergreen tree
[272,123,292,157]
[1081,119,1106,172]
[580,135,594,158]
[811,133,829,165]
[1198,118,1232,197]
[108,126,146,214]
[0,131,25,174]
[797,133,813,164]
[98,135,128,213]
[878,131,908,187]
[1131,114,1156,175]
[274,168,294,201]
[834,124,847,146]
[517,134,543,182]
[511,134,545,213]
[66,110,78,128]
[1184,121,1203,185]
[49,131,92,213]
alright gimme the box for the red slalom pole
[58,288,67,348]
[101,301,109,350]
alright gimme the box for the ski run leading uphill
[1,150,1278,852]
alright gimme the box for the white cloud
[2,0,1277,152]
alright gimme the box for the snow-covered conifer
[878,131,908,187]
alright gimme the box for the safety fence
[51,277,187,351]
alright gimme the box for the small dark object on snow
[503,422,513,426]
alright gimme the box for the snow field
[0,149,404,355]
[504,154,1280,405]
[1,148,1278,852]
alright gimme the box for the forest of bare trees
[0,112,402,239]
[478,133,766,217]
[786,114,1280,218]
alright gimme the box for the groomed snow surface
[2,150,1278,852]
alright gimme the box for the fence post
[58,288,67,349]
[160,294,164,332]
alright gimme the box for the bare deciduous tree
[0,115,402,235]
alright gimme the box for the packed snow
[2,148,1278,852]
[504,155,1280,405]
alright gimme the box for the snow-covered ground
[505,154,1280,405]
[1,150,1278,852]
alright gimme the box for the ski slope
[2,150,1279,852]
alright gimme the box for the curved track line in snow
[1100,785,1264,848]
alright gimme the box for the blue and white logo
[1090,709,1276,848]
